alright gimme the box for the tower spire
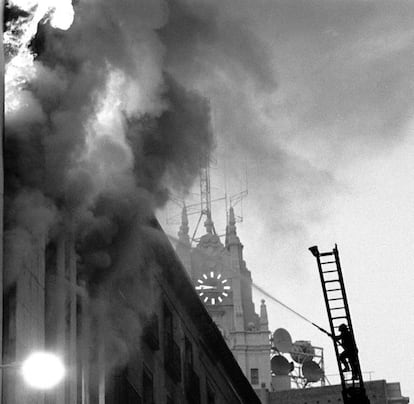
[228,207,237,234]
[260,299,269,331]
[204,210,214,234]
[178,206,190,246]
[226,207,240,246]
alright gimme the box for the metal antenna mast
[200,164,213,229]
[191,156,216,242]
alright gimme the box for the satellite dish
[271,355,293,375]
[290,340,315,364]
[302,360,323,382]
[273,328,293,353]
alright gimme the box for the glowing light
[8,0,75,30]
[21,352,65,389]
[49,1,74,30]
[5,0,75,114]
[8,0,37,8]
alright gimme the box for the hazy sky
[161,0,414,398]
[7,0,413,396]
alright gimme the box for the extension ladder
[309,244,370,404]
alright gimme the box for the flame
[78,68,135,196]
[7,0,75,30]
[5,0,75,114]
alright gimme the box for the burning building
[2,215,262,403]
[3,0,262,403]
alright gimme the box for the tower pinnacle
[260,299,269,331]
[178,206,190,246]
[204,211,214,234]
[226,207,240,246]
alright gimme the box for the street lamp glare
[21,351,65,389]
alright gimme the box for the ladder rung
[321,260,336,264]
[345,380,360,386]
[322,270,338,274]
[320,252,334,256]
[326,288,341,292]
[324,279,339,283]
[328,297,343,301]
[332,316,347,320]
[330,307,345,310]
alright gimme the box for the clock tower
[176,207,271,391]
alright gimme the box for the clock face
[195,272,231,305]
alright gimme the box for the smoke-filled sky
[4,0,413,398]
[4,0,216,372]
[159,0,414,398]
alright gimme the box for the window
[163,304,181,383]
[163,303,173,341]
[143,367,153,404]
[184,336,199,402]
[126,378,142,404]
[250,368,259,385]
[184,336,193,368]
[207,381,216,404]
[106,370,142,404]
[142,314,159,351]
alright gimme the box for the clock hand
[196,285,217,290]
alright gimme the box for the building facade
[2,217,261,404]
[175,207,272,391]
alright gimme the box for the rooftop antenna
[228,161,248,224]
[190,155,217,243]
[190,101,223,243]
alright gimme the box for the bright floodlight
[21,352,65,389]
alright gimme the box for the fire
[84,68,134,174]
[7,0,75,30]
[5,0,75,114]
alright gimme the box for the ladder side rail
[333,246,367,396]
[333,246,355,337]
[315,253,348,394]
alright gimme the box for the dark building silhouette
[2,217,261,404]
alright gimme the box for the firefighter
[335,324,358,378]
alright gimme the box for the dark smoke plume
[4,0,219,371]
[4,0,285,373]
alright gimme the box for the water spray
[252,281,331,337]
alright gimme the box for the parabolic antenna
[290,340,315,364]
[272,328,293,353]
[302,360,323,382]
[271,355,293,376]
